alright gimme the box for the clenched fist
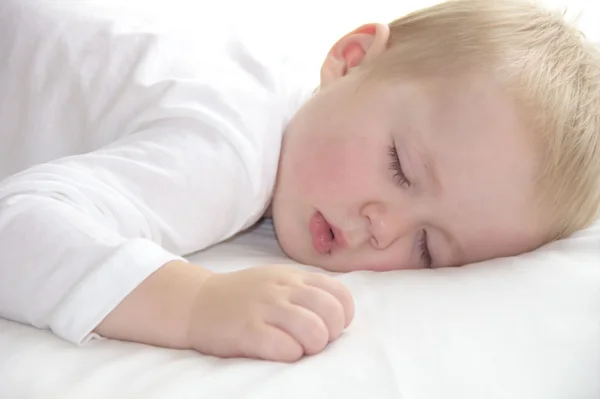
[187,265,355,362]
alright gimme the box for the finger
[289,286,345,342]
[303,273,355,328]
[241,322,304,363]
[265,304,329,356]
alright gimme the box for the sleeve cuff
[50,238,186,345]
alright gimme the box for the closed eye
[388,144,432,267]
[418,230,433,268]
[388,144,411,187]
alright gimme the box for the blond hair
[366,0,600,240]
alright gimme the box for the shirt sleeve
[0,114,274,344]
[0,1,286,344]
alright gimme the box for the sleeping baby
[0,0,598,362]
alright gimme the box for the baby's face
[270,71,549,271]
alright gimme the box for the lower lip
[309,212,333,255]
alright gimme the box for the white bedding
[1,1,600,398]
[1,220,599,399]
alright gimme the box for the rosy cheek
[324,149,375,195]
[313,142,349,178]
[294,143,354,197]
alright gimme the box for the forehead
[400,75,546,263]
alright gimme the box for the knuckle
[260,283,288,304]
[299,316,329,355]
[266,267,300,286]
[314,293,339,319]
[306,271,333,285]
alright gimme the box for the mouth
[309,211,346,255]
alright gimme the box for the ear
[320,23,390,87]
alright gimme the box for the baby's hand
[187,265,354,362]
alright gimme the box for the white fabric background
[93,0,600,57]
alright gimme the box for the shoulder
[1,1,318,185]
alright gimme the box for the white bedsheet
[1,219,599,399]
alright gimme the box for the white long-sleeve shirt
[0,1,315,344]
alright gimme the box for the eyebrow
[414,145,466,266]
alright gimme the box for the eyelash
[387,144,410,187]
[418,230,433,269]
[388,144,433,268]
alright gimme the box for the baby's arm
[0,124,241,343]
[0,0,353,360]
[94,260,212,351]
[96,260,353,361]
[0,125,352,361]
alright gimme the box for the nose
[360,201,411,250]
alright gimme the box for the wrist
[168,261,214,349]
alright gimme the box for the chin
[278,238,315,267]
